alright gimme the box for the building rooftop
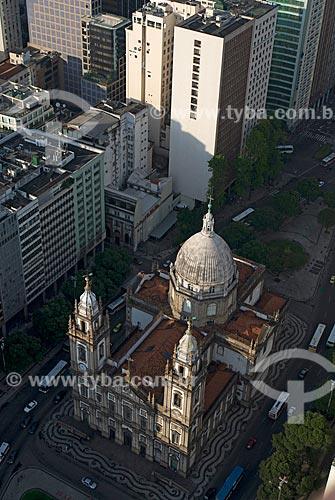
[134,274,171,311]
[82,13,130,30]
[204,362,235,412]
[178,11,251,38]
[222,309,266,343]
[222,0,277,18]
[0,60,26,81]
[254,290,287,316]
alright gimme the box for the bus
[0,442,10,463]
[308,323,326,352]
[216,466,245,500]
[322,153,335,168]
[276,145,294,154]
[39,359,68,393]
[326,324,335,348]
[268,391,289,420]
[107,293,126,315]
[232,208,254,223]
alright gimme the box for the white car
[288,406,296,417]
[24,400,38,413]
[319,181,325,187]
[163,260,171,269]
[81,477,97,490]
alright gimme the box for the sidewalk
[264,199,335,302]
[1,466,91,500]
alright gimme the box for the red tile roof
[0,60,25,80]
[204,363,235,412]
[134,275,170,310]
[255,290,287,316]
[223,310,265,343]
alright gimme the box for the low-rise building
[105,170,174,251]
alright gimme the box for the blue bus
[216,466,245,500]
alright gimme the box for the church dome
[78,276,99,318]
[174,202,237,291]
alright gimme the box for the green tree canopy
[33,296,71,343]
[296,177,321,202]
[271,191,301,218]
[239,239,268,264]
[266,240,308,273]
[4,332,45,373]
[208,154,227,210]
[249,207,284,233]
[176,206,204,245]
[258,412,334,500]
[318,208,335,230]
[221,222,254,251]
[323,191,335,209]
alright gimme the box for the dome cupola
[78,275,99,318]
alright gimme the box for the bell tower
[68,275,110,376]
[161,319,207,470]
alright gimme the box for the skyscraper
[0,0,22,62]
[26,0,102,95]
[169,3,277,202]
[266,0,326,124]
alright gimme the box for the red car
[246,438,257,449]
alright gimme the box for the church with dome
[68,203,288,476]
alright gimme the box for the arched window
[77,344,87,363]
[207,303,217,316]
[183,299,191,313]
[173,392,182,408]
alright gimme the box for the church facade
[68,203,288,476]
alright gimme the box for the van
[0,442,10,463]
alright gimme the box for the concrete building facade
[0,0,22,63]
[26,0,102,95]
[266,0,326,125]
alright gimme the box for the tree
[4,332,45,373]
[33,296,72,343]
[323,191,335,209]
[233,156,255,199]
[318,208,335,231]
[176,206,204,244]
[296,177,321,202]
[221,222,254,251]
[271,191,301,217]
[249,207,284,232]
[239,240,268,265]
[208,154,227,210]
[258,412,334,500]
[266,240,308,273]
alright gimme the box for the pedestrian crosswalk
[303,131,330,144]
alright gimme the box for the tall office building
[0,0,22,62]
[169,3,277,202]
[266,0,325,124]
[26,0,102,95]
[126,1,203,155]
[81,14,131,105]
[102,0,145,19]
[310,0,335,108]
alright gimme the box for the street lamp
[327,380,335,415]
[0,337,6,373]
[278,476,288,500]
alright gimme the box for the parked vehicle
[28,421,39,435]
[21,416,31,429]
[24,400,38,413]
[7,451,17,465]
[246,438,257,449]
[53,390,67,404]
[112,323,123,334]
[0,442,10,463]
[298,368,309,380]
[81,477,97,490]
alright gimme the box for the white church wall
[245,281,263,306]
[130,307,153,330]
[214,344,248,374]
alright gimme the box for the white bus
[268,392,290,420]
[107,293,126,315]
[0,442,10,463]
[39,359,67,393]
[322,153,335,167]
[276,145,294,154]
[326,324,335,348]
[232,208,255,223]
[308,323,326,352]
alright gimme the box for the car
[24,400,38,413]
[163,260,171,269]
[7,451,17,465]
[81,477,97,490]
[112,323,122,334]
[28,421,39,435]
[298,368,309,380]
[53,390,67,404]
[330,276,335,285]
[319,181,325,187]
[288,406,296,417]
[246,438,257,449]
[133,257,143,265]
[204,487,217,500]
[20,416,31,429]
